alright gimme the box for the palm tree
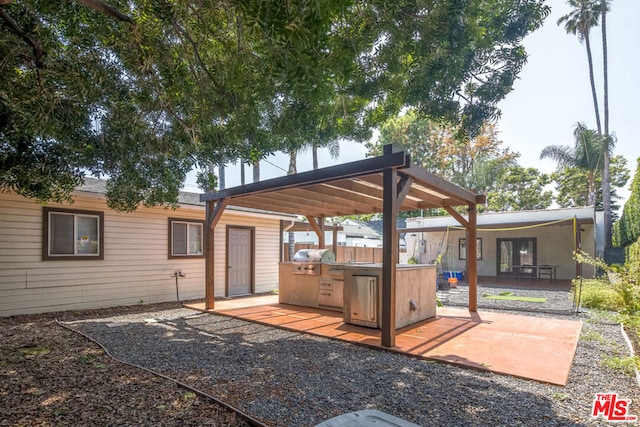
[600,0,612,247]
[540,122,611,206]
[558,0,613,246]
[311,139,340,170]
[557,0,604,134]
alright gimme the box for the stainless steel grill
[292,249,336,263]
[291,249,336,276]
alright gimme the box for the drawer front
[318,289,333,306]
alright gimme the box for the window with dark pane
[50,213,74,255]
[172,222,188,255]
[170,219,204,257]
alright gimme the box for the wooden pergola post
[205,199,228,310]
[467,204,478,312]
[444,204,479,312]
[381,145,398,348]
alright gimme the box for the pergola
[200,145,485,347]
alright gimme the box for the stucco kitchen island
[279,262,437,330]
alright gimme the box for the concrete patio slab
[185,295,582,386]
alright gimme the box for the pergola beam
[201,151,410,202]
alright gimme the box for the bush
[573,278,625,311]
[574,250,640,314]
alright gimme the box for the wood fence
[283,244,383,263]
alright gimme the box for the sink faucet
[346,249,354,263]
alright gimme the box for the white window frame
[43,208,103,260]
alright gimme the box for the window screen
[170,220,204,257]
[45,209,102,259]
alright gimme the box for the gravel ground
[0,302,252,427]
[63,286,639,427]
[437,283,576,315]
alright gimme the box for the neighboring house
[291,218,384,247]
[404,207,600,280]
[291,218,411,249]
[0,178,291,316]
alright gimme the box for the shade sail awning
[200,151,485,216]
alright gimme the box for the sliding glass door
[497,238,537,276]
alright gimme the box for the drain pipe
[283,220,296,262]
[170,270,186,302]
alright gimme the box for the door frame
[496,237,537,276]
[225,225,255,296]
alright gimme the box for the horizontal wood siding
[0,192,281,316]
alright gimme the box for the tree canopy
[540,122,612,206]
[1,0,550,210]
[613,158,640,248]
[551,154,628,215]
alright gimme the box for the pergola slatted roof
[200,151,484,217]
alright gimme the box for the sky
[184,1,639,203]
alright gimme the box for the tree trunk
[207,162,216,191]
[253,161,260,182]
[240,159,245,185]
[587,172,597,207]
[218,164,226,190]
[584,35,602,135]
[601,0,612,248]
[288,150,297,175]
[312,143,319,170]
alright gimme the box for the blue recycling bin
[443,271,464,281]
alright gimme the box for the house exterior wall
[0,191,281,316]
[405,217,596,280]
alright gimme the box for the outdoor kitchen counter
[278,262,437,330]
[278,263,335,309]
[342,263,437,329]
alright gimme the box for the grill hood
[292,249,336,263]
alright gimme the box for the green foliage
[195,171,218,193]
[573,278,624,311]
[573,250,640,314]
[1,0,550,209]
[552,155,629,217]
[551,392,571,402]
[579,328,606,344]
[602,355,640,377]
[368,111,525,213]
[20,347,50,358]
[486,166,553,211]
[613,158,640,247]
[541,122,618,207]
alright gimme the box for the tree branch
[157,0,228,97]
[74,0,134,23]
[0,7,45,67]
